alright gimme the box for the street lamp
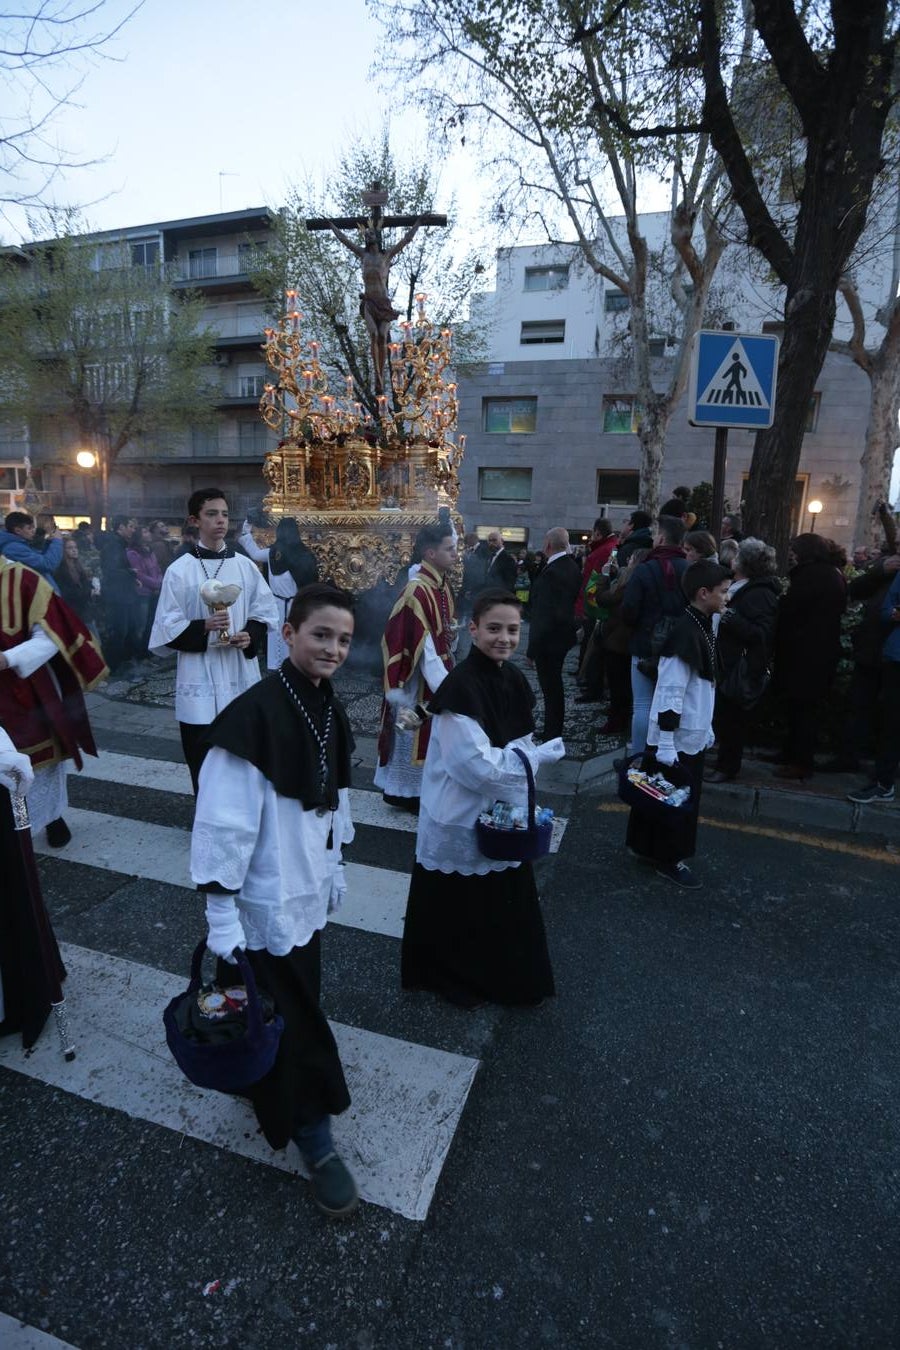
[76,450,98,470]
[807,498,824,533]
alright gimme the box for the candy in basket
[624,766,690,808]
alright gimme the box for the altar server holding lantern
[149,489,279,792]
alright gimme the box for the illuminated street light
[807,498,823,534]
[76,450,98,470]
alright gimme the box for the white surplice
[238,523,295,669]
[148,551,280,724]
[4,624,69,831]
[415,712,547,876]
[191,748,354,956]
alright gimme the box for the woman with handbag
[400,588,564,1009]
[707,538,781,783]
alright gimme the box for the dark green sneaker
[308,1152,359,1218]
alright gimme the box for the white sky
[2,0,480,241]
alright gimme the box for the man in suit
[483,530,517,593]
[526,526,582,740]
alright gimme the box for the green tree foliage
[0,221,218,521]
[252,133,486,420]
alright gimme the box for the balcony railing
[174,250,269,283]
[205,314,268,340]
[218,377,266,401]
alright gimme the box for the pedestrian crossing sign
[688,329,779,429]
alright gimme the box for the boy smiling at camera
[190,584,360,1218]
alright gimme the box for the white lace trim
[192,823,254,892]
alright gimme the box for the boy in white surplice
[191,584,358,1218]
[148,488,279,792]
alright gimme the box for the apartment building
[456,223,888,550]
[3,207,278,527]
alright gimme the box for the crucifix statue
[306,183,447,396]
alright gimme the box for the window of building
[191,426,220,457]
[189,247,218,279]
[604,289,629,313]
[596,470,640,506]
[523,265,569,292]
[520,320,565,345]
[238,419,269,454]
[648,338,666,357]
[601,395,637,434]
[478,468,533,502]
[238,374,265,398]
[130,240,160,269]
[483,397,538,434]
[805,392,821,433]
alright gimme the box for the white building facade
[456,219,889,550]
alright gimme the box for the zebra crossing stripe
[33,808,409,941]
[74,750,568,849]
[0,1313,79,1349]
[0,944,479,1222]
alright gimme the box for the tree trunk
[637,401,665,518]
[853,353,900,549]
[743,288,836,561]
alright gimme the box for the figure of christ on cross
[306,185,447,397]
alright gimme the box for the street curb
[581,767,900,842]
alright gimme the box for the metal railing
[174,250,269,283]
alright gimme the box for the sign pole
[711,426,728,538]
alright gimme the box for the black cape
[661,605,716,683]
[427,646,536,747]
[205,661,354,810]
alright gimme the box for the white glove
[0,746,34,795]
[654,734,678,767]
[204,894,246,963]
[328,864,347,915]
[533,736,565,765]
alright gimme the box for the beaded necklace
[687,607,716,673]
[195,544,227,581]
[279,669,333,796]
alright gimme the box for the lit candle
[345,375,354,398]
[309,340,320,357]
[302,369,313,390]
[458,434,467,453]
[290,310,300,332]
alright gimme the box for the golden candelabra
[255,291,465,591]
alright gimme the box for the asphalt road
[2,741,899,1350]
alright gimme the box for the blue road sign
[688,330,780,429]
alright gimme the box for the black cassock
[0,786,67,1050]
[401,647,556,1008]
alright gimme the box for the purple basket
[476,747,553,862]
[163,939,284,1093]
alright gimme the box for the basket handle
[512,745,537,828]
[187,937,267,1039]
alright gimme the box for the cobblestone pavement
[104,625,625,762]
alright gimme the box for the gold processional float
[251,292,465,593]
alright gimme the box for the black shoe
[847,781,895,804]
[704,770,735,784]
[46,817,72,848]
[382,793,420,813]
[656,861,703,889]
[308,1152,359,1218]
